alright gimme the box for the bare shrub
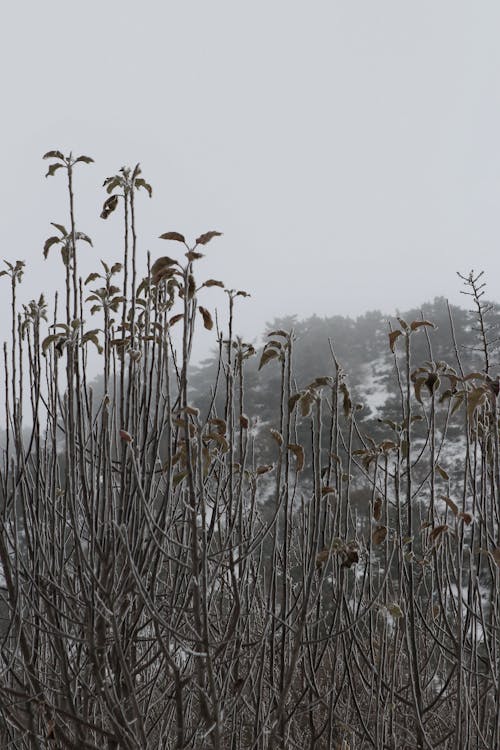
[0,154,499,749]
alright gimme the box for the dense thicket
[0,153,499,749]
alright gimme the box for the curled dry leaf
[441,495,458,516]
[321,486,336,497]
[340,545,359,569]
[467,387,488,421]
[310,376,333,388]
[434,464,450,482]
[45,163,63,177]
[485,375,500,396]
[239,414,249,429]
[119,429,133,443]
[389,330,402,353]
[266,340,283,351]
[270,429,283,446]
[429,524,448,542]
[134,177,152,197]
[288,392,302,412]
[195,230,222,245]
[198,306,213,331]
[152,264,177,285]
[287,443,305,472]
[256,464,273,475]
[43,236,61,259]
[410,320,435,331]
[372,525,387,545]
[412,377,425,404]
[203,279,224,288]
[208,418,226,434]
[340,383,351,418]
[159,231,186,243]
[316,548,330,567]
[74,155,94,165]
[101,195,119,219]
[464,372,486,381]
[380,440,397,452]
[43,150,65,161]
[258,347,280,370]
[300,391,315,417]
[425,373,440,394]
[186,251,204,261]
[373,497,382,521]
[180,406,200,417]
[205,432,229,452]
[267,329,289,338]
[51,222,67,235]
[151,257,177,275]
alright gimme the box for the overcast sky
[2,1,500,362]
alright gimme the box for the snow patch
[357,355,392,415]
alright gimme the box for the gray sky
[2,1,500,361]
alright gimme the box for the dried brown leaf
[288,392,302,412]
[389,329,402,352]
[287,443,305,472]
[340,383,351,418]
[373,497,382,521]
[372,525,387,545]
[316,548,330,567]
[258,347,280,370]
[429,524,448,542]
[168,314,184,327]
[410,320,435,331]
[300,391,315,418]
[321,486,336,497]
[441,495,458,516]
[256,464,273,475]
[198,306,213,330]
[43,150,65,160]
[270,429,283,445]
[435,465,449,481]
[208,418,226,434]
[341,546,359,569]
[205,432,229,452]
[159,231,186,243]
[267,329,289,338]
[186,251,204,261]
[195,230,222,245]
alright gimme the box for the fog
[2,1,500,363]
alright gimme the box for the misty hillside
[191,294,499,429]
